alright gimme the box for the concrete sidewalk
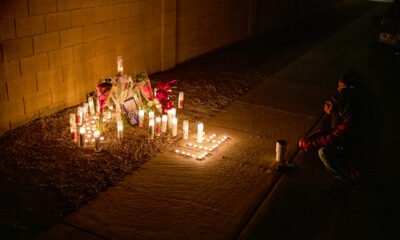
[37,4,394,240]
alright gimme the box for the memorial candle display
[178,91,184,108]
[88,97,95,115]
[139,109,144,128]
[79,127,86,147]
[148,119,155,139]
[117,56,124,74]
[197,122,204,143]
[94,130,101,152]
[161,114,167,133]
[183,120,189,140]
[172,117,178,137]
[155,117,161,137]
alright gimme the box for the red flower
[96,81,113,114]
[156,80,177,113]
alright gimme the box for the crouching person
[299,72,362,194]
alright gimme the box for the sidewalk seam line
[235,100,317,119]
[62,220,112,240]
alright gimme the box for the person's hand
[324,100,333,114]
[298,139,307,151]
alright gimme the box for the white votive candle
[139,109,144,128]
[167,109,173,128]
[76,107,83,125]
[70,126,77,142]
[82,103,88,121]
[172,117,178,137]
[183,120,189,140]
[148,111,154,121]
[96,98,100,114]
[69,113,76,128]
[88,97,95,115]
[79,127,86,147]
[197,122,204,143]
[155,116,161,137]
[161,114,167,133]
[178,91,184,108]
[117,121,123,139]
[148,119,155,139]
[94,130,101,152]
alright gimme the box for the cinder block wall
[0,0,323,134]
[176,0,251,63]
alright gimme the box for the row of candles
[69,102,205,150]
[138,108,204,142]
[174,134,230,160]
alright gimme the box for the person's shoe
[275,163,298,174]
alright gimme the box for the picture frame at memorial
[122,97,139,126]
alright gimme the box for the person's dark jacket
[299,88,359,152]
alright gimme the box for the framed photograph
[122,97,139,126]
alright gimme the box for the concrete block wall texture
[0,0,323,134]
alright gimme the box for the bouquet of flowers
[96,78,113,114]
[135,71,154,100]
[155,79,177,113]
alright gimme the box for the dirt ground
[0,1,376,239]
